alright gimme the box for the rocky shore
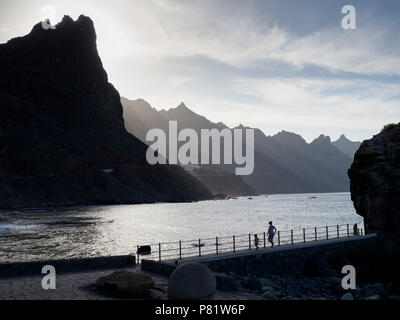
[218,273,399,301]
[30,267,400,301]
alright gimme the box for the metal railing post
[179,241,182,260]
[278,231,281,246]
[347,224,350,237]
[249,234,251,250]
[137,245,140,264]
[337,225,340,238]
[291,230,294,245]
[216,237,219,255]
[263,232,266,248]
[199,239,201,257]
[158,243,161,261]
[303,228,306,243]
[233,235,236,253]
[315,227,318,241]
[326,226,329,240]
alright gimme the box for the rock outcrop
[348,123,400,291]
[0,16,212,208]
[95,271,155,298]
[348,123,400,254]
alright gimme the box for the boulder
[243,277,262,291]
[259,278,275,287]
[322,276,341,287]
[168,263,216,300]
[95,271,155,298]
[360,283,387,299]
[262,286,278,300]
[215,273,238,291]
[366,295,382,300]
[340,293,354,300]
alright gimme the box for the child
[254,234,260,250]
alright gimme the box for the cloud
[2,0,397,141]
[102,0,400,76]
[232,76,400,139]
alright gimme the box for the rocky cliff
[348,123,400,255]
[0,15,212,208]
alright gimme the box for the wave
[0,224,39,231]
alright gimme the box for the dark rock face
[0,15,211,208]
[348,123,400,254]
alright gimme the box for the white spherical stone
[168,263,216,300]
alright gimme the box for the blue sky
[1,0,399,141]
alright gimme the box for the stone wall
[142,235,380,282]
[0,255,136,278]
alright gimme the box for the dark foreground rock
[349,123,400,252]
[215,273,238,291]
[243,277,263,291]
[0,15,212,209]
[359,283,388,299]
[95,271,155,298]
[348,123,400,289]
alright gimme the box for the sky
[0,0,399,142]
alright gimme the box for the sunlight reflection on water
[0,193,363,263]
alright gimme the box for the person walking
[267,221,277,248]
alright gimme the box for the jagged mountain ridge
[122,98,256,196]
[332,134,361,159]
[122,97,355,195]
[0,15,212,208]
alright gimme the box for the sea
[0,192,364,263]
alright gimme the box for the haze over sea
[0,193,364,263]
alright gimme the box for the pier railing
[136,223,364,263]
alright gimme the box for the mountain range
[122,98,361,196]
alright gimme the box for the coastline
[0,191,353,212]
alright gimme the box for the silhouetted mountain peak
[177,102,188,109]
[0,16,212,207]
[216,122,229,129]
[312,134,332,145]
[337,134,349,142]
[272,131,307,145]
[122,97,153,109]
[162,102,192,115]
[27,15,95,41]
[332,134,362,158]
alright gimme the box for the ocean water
[0,193,364,263]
